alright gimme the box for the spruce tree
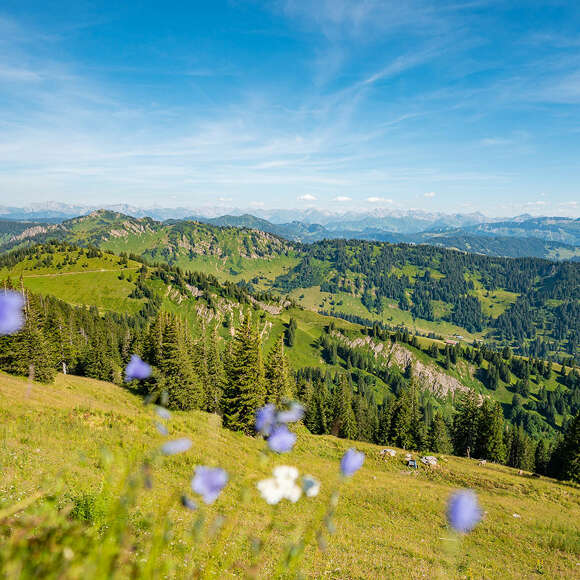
[264,334,293,404]
[331,375,357,440]
[534,439,550,475]
[205,325,225,413]
[553,412,580,482]
[408,379,426,449]
[508,425,533,471]
[160,315,203,410]
[8,293,56,383]
[476,399,506,462]
[429,412,452,454]
[390,389,414,449]
[377,395,395,445]
[452,391,480,457]
[223,312,266,433]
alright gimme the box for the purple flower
[181,495,198,511]
[155,422,169,436]
[161,438,192,455]
[191,466,228,504]
[0,291,25,335]
[256,404,277,436]
[447,490,482,533]
[277,402,305,424]
[268,425,297,453]
[155,406,171,420]
[125,355,151,381]
[340,448,365,477]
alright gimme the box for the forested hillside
[1,211,579,359]
[1,242,578,482]
[275,240,579,359]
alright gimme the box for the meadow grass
[1,372,578,578]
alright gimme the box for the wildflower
[268,425,296,453]
[161,438,192,455]
[155,406,171,420]
[155,422,169,436]
[255,404,277,436]
[125,354,151,381]
[277,402,305,424]
[0,291,24,335]
[181,495,198,511]
[257,465,302,505]
[302,475,320,497]
[340,448,365,477]
[447,490,482,533]
[192,466,228,504]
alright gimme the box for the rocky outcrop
[330,330,470,398]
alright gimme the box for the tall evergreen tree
[8,293,56,383]
[159,315,203,410]
[453,391,480,457]
[331,374,357,440]
[476,399,506,462]
[390,388,414,449]
[429,412,453,454]
[223,313,266,433]
[205,325,225,413]
[507,425,534,471]
[534,439,550,475]
[264,334,293,404]
[550,412,580,482]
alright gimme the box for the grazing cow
[478,460,487,466]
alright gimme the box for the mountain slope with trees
[1,241,578,482]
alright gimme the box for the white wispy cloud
[366,196,393,203]
[297,194,317,201]
[423,191,436,198]
[333,195,352,201]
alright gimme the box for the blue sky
[0,1,579,216]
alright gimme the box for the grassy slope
[0,250,144,315]
[1,372,578,578]
[0,246,571,424]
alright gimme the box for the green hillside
[2,243,577,413]
[0,210,300,284]
[1,210,577,360]
[1,371,579,578]
[1,242,577,456]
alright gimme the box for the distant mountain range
[195,214,580,260]
[0,203,578,260]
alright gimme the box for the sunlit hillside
[1,371,579,578]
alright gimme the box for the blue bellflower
[277,402,305,424]
[340,448,365,477]
[268,425,297,453]
[192,466,228,504]
[125,355,152,381]
[161,438,192,455]
[255,404,277,436]
[0,291,25,335]
[447,490,482,533]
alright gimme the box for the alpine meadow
[1,2,580,579]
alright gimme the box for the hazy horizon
[1,199,579,221]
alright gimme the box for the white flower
[273,465,299,482]
[257,478,284,505]
[302,475,320,498]
[257,465,302,505]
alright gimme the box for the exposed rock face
[330,330,470,398]
[11,224,62,242]
[248,295,283,315]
